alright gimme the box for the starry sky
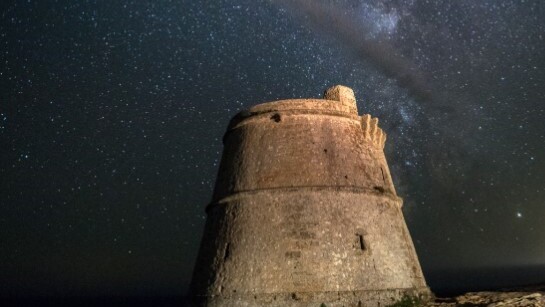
[1,0,545,298]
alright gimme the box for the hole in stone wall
[223,243,230,260]
[323,149,327,153]
[270,113,281,122]
[380,167,386,183]
[358,234,366,251]
[374,186,385,193]
[285,251,301,259]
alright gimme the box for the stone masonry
[188,85,431,306]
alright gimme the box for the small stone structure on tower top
[189,85,430,306]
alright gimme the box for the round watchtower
[189,85,430,306]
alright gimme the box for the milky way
[1,0,545,297]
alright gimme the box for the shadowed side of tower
[188,85,430,306]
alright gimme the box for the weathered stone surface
[189,85,430,306]
[323,84,358,114]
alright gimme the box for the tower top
[226,85,385,149]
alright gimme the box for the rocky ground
[426,291,545,306]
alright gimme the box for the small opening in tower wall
[380,167,385,182]
[223,243,230,260]
[270,113,281,122]
[374,186,385,193]
[358,234,366,251]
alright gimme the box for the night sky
[2,0,545,299]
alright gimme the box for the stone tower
[189,85,430,306]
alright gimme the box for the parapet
[361,114,387,149]
[323,85,358,114]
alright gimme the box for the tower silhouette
[189,85,430,306]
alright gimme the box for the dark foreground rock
[427,291,544,306]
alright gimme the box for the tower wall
[189,86,430,306]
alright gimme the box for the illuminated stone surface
[189,85,430,306]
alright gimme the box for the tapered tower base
[189,189,431,306]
